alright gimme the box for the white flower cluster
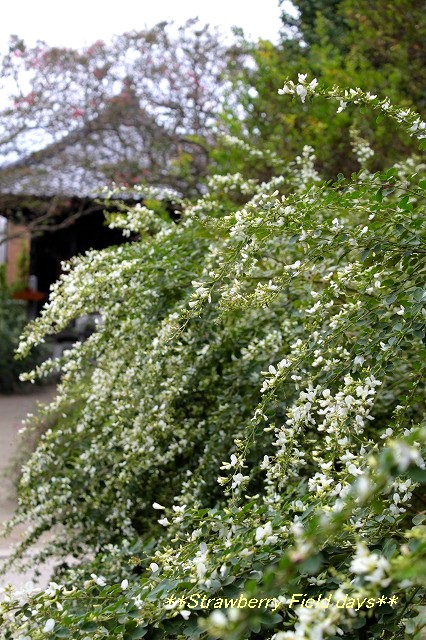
[350,128,375,169]
[207,172,259,195]
[221,135,283,168]
[389,440,426,472]
[388,478,414,518]
[273,604,343,640]
[264,374,382,509]
[188,280,211,309]
[278,73,319,104]
[350,543,390,588]
[107,202,168,236]
[260,357,292,394]
[329,87,426,139]
[291,145,320,191]
[278,77,426,141]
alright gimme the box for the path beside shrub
[0,386,56,587]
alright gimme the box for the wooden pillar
[5,222,31,287]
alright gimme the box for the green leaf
[386,167,397,179]
[123,627,148,640]
[54,629,71,639]
[80,621,98,632]
[413,514,425,525]
[384,293,398,305]
[352,616,366,629]
[301,553,323,574]
[407,467,426,483]
[398,195,411,211]
[412,288,425,301]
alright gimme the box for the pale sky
[0,1,293,50]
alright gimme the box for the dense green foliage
[0,79,425,639]
[219,0,426,180]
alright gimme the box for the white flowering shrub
[1,79,426,639]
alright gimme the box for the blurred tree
[280,0,426,109]
[0,20,235,199]
[215,0,425,181]
[339,0,426,110]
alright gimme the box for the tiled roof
[0,99,173,197]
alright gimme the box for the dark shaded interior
[30,206,126,299]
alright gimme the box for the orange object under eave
[12,287,46,302]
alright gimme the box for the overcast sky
[0,1,294,51]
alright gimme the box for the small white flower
[255,525,266,542]
[260,454,270,469]
[355,476,370,500]
[121,579,129,590]
[42,619,55,633]
[44,582,61,597]
[152,502,165,510]
[278,84,294,95]
[132,594,143,609]
[231,472,247,489]
[336,100,347,113]
[90,573,107,587]
[210,611,227,627]
[296,84,308,103]
[347,463,362,476]
[149,562,159,572]
[196,561,207,579]
[172,504,186,513]
[255,522,277,544]
[391,442,425,470]
[195,286,208,297]
[350,543,390,586]
[220,453,238,470]
[228,608,241,621]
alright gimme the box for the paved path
[0,386,56,587]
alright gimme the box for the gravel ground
[0,386,56,588]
